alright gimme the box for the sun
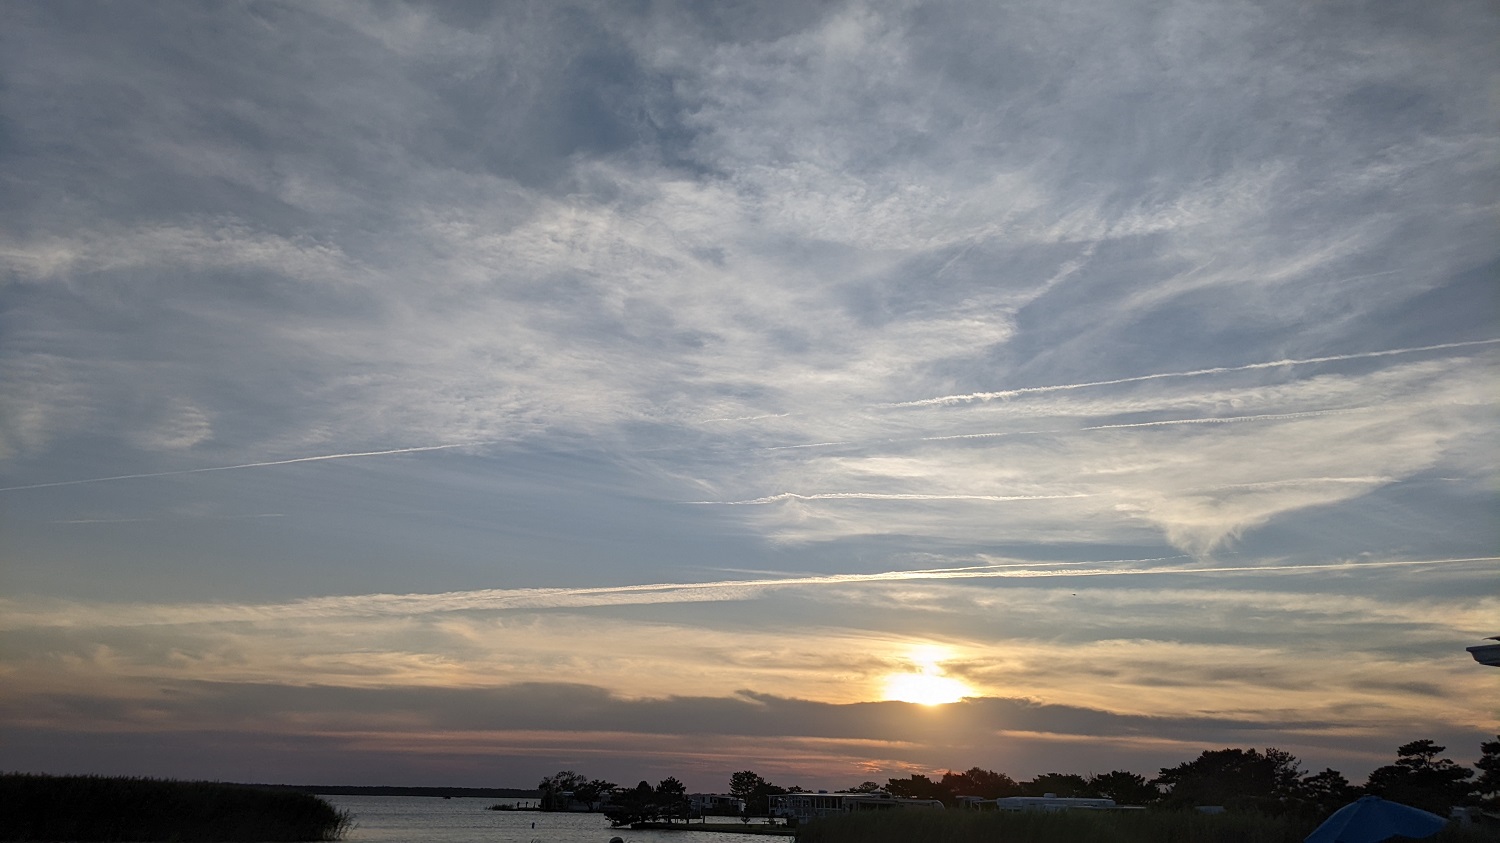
[881,647,974,705]
[882,671,972,705]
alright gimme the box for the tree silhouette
[729,770,787,817]
[941,767,1023,798]
[604,781,656,827]
[1365,740,1475,815]
[536,770,587,811]
[654,777,692,824]
[574,778,617,809]
[1022,773,1093,798]
[1476,736,1500,808]
[1087,770,1160,805]
[1301,768,1358,816]
[884,774,950,803]
[1153,747,1306,813]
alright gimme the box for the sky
[1,0,1497,794]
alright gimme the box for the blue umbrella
[1305,795,1448,843]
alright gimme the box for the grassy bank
[1,773,351,842]
[793,809,1500,843]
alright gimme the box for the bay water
[323,796,790,843]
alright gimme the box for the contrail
[3,556,1492,630]
[702,413,792,423]
[1201,476,1394,491]
[0,443,493,493]
[1077,407,1365,432]
[46,517,156,524]
[766,407,1371,452]
[883,338,1500,408]
[688,492,1091,505]
[1073,556,1500,578]
[926,407,1369,442]
[48,513,288,524]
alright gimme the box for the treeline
[537,735,1499,826]
[867,737,1500,818]
[0,773,351,842]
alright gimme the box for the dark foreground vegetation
[795,808,1500,843]
[0,773,351,842]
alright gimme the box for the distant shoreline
[251,783,542,799]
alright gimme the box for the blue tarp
[1305,795,1447,843]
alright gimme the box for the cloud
[689,353,1497,553]
[3,553,1492,741]
[0,223,360,287]
[2,679,1488,787]
[2,546,1491,786]
[2,0,1496,790]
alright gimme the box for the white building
[688,793,745,815]
[994,795,1118,811]
[981,795,1140,812]
[769,791,944,824]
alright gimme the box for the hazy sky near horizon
[2,0,1497,791]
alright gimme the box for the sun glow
[881,647,974,705]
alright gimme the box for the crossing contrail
[0,442,493,493]
[883,338,1500,408]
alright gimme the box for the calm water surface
[324,796,790,843]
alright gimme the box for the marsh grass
[0,773,352,842]
[794,808,1500,843]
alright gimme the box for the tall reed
[0,773,352,842]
